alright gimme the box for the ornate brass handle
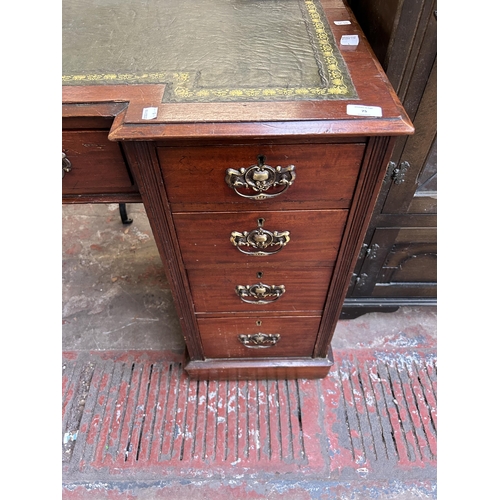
[225,155,296,200]
[62,152,72,178]
[230,218,290,256]
[236,283,286,304]
[230,227,290,256]
[238,333,281,348]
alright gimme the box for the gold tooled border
[62,0,357,102]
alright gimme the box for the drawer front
[158,143,365,211]
[174,210,348,268]
[189,267,332,313]
[62,131,139,195]
[198,315,321,359]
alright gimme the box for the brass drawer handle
[238,333,281,348]
[230,227,290,256]
[230,218,290,256]
[236,283,286,304]
[62,152,72,178]
[225,155,296,200]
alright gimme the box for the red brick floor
[62,347,436,499]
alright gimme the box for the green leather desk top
[62,0,357,103]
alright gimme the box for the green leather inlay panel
[62,0,357,102]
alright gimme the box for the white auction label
[340,34,359,46]
[334,20,351,25]
[142,107,158,120]
[346,104,383,117]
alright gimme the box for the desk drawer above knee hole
[157,143,365,211]
[62,130,139,195]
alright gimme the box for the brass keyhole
[256,271,263,279]
[256,320,262,326]
[257,218,265,227]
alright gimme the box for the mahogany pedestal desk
[62,0,413,380]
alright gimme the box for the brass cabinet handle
[236,283,286,304]
[230,227,290,256]
[238,333,281,348]
[225,155,296,200]
[62,152,72,178]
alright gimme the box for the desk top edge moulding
[62,0,414,380]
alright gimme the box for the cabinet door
[351,227,437,298]
[382,58,437,216]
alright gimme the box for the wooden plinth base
[184,349,334,380]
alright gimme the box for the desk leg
[119,203,133,225]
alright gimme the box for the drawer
[198,315,321,359]
[189,267,332,313]
[62,130,139,195]
[158,143,365,211]
[174,209,348,268]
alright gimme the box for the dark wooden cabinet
[342,0,437,318]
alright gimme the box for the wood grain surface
[173,210,348,269]
[189,267,333,314]
[197,315,322,359]
[158,142,365,211]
